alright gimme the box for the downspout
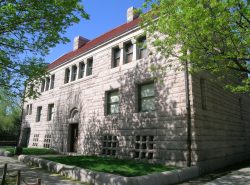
[184,60,192,167]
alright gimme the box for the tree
[141,0,250,93]
[0,0,89,99]
[0,88,21,142]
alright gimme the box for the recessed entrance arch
[68,108,79,153]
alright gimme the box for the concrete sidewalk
[204,167,250,185]
[0,156,87,185]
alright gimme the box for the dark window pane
[124,42,133,64]
[78,62,85,79]
[50,75,55,89]
[64,68,70,84]
[113,47,120,68]
[138,36,147,59]
[87,58,93,76]
[45,77,50,91]
[71,65,77,81]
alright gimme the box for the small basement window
[102,135,118,156]
[134,135,155,160]
[32,134,39,147]
[43,134,52,148]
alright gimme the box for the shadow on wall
[50,54,189,166]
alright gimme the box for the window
[124,42,133,64]
[71,65,77,81]
[112,47,120,68]
[107,90,119,115]
[50,74,55,89]
[138,82,155,112]
[36,106,42,122]
[45,77,50,91]
[138,36,147,59]
[78,62,85,79]
[43,134,52,148]
[134,135,154,160]
[29,104,32,115]
[86,58,93,76]
[64,68,70,84]
[102,135,118,156]
[41,79,45,92]
[200,79,207,110]
[32,134,39,147]
[47,104,54,121]
[26,104,29,115]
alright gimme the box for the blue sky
[45,0,145,63]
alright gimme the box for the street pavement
[0,156,87,185]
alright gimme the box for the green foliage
[4,147,57,155]
[0,88,21,132]
[0,0,89,99]
[141,0,250,93]
[43,156,178,177]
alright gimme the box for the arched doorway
[68,108,79,152]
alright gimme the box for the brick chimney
[127,7,139,23]
[73,36,89,51]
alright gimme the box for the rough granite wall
[190,73,250,173]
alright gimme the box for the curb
[18,155,200,185]
[0,150,13,157]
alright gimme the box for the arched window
[69,108,79,119]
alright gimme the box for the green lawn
[43,156,178,177]
[3,147,58,155]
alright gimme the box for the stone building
[21,7,250,172]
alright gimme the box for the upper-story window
[36,106,42,122]
[107,90,119,115]
[87,58,93,76]
[138,36,147,59]
[29,104,32,115]
[26,104,29,115]
[138,82,155,112]
[124,42,133,64]
[41,79,45,92]
[64,68,70,84]
[78,62,85,79]
[50,74,55,89]
[45,77,50,91]
[112,47,120,68]
[71,65,77,81]
[47,104,54,121]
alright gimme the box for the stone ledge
[18,155,200,185]
[0,150,13,157]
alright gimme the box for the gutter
[184,60,192,167]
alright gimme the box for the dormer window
[112,47,120,68]
[71,65,77,81]
[64,68,70,84]
[138,36,147,59]
[124,42,133,64]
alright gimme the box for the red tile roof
[48,18,141,70]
